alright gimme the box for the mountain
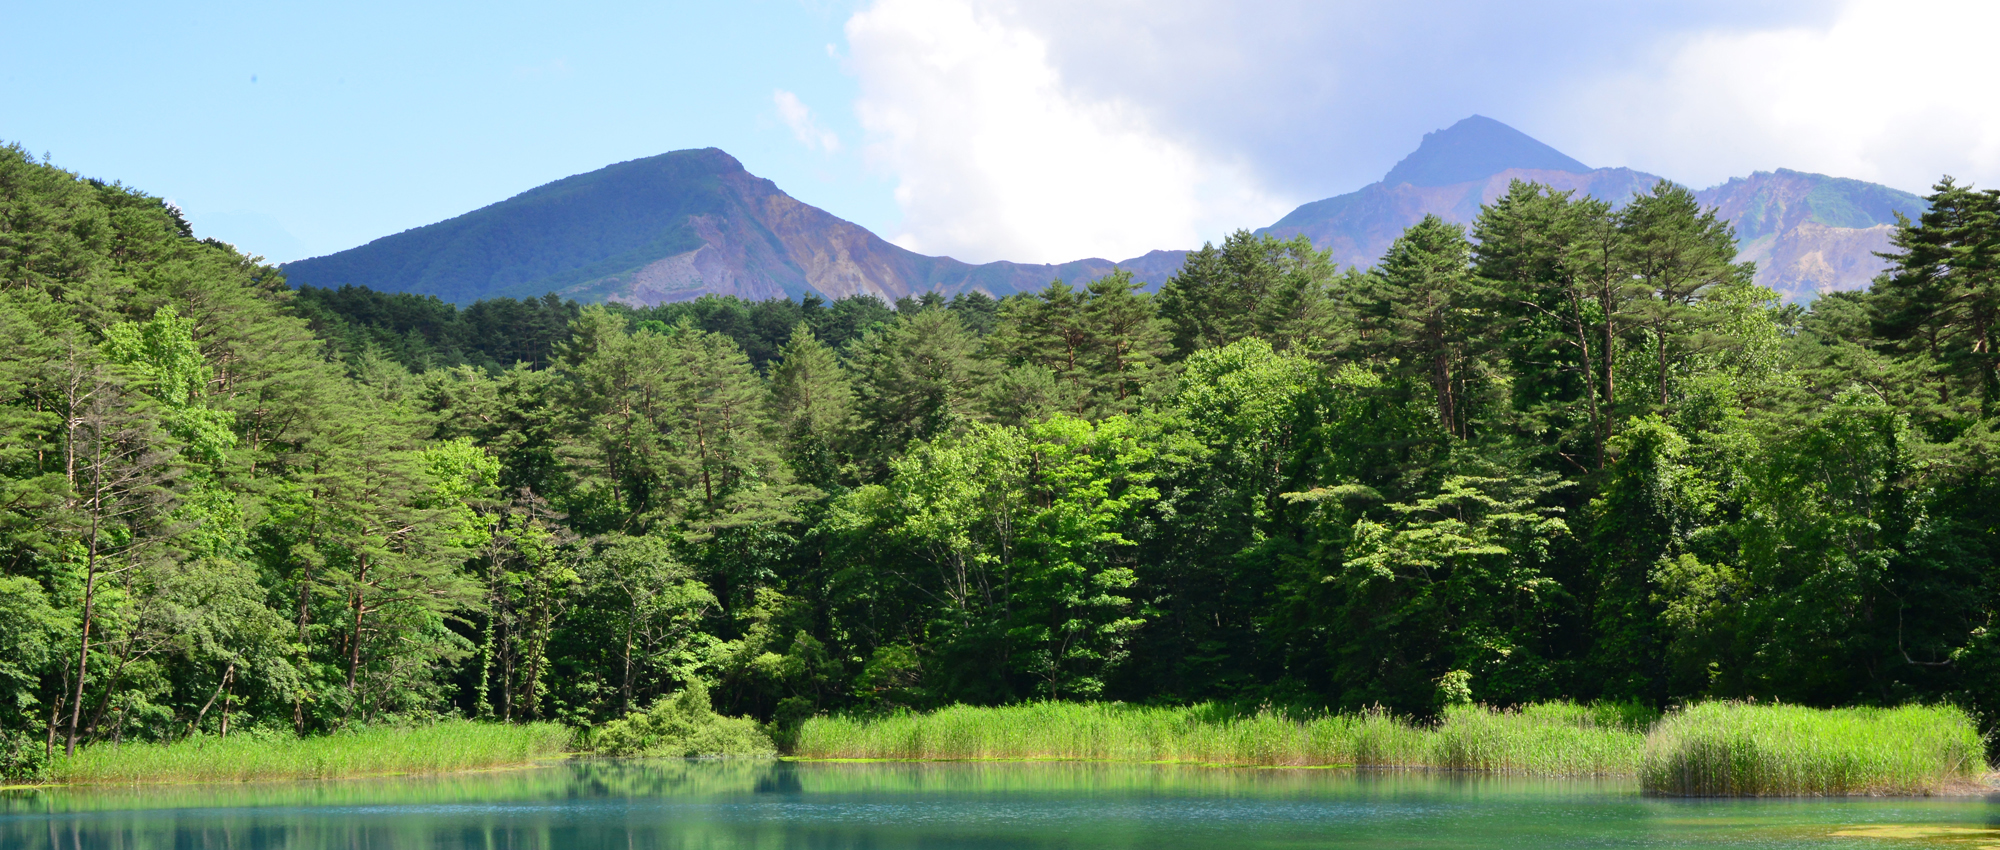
[288,118,1928,307]
[1262,117,1926,302]
[1380,115,1591,187]
[282,149,1184,306]
[1697,169,1922,298]
[1264,165,1662,271]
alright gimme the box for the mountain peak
[1380,115,1589,187]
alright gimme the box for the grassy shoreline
[796,702,1644,774]
[796,701,1988,796]
[32,721,572,787]
[16,701,1985,797]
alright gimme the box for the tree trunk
[1601,282,1617,446]
[621,619,635,716]
[1656,324,1670,409]
[476,610,496,719]
[523,607,545,721]
[65,527,101,757]
[82,639,139,740]
[347,558,369,696]
[1567,286,1605,468]
[295,545,314,734]
[186,664,234,740]
[500,614,514,723]
[44,688,64,763]
[1434,348,1456,440]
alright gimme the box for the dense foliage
[4,143,1997,777]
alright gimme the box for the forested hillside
[6,143,2000,776]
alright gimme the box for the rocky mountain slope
[282,149,1182,306]
[285,118,1926,306]
[1262,116,1926,302]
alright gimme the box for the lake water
[4,759,1996,849]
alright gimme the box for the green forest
[5,141,2000,778]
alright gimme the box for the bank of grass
[796,700,1989,794]
[1640,702,1985,796]
[796,701,1647,775]
[50,720,573,785]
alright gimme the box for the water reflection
[2,759,1991,850]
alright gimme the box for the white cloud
[843,0,1289,265]
[836,0,1989,264]
[1569,0,2000,193]
[774,89,842,154]
[843,1,1821,221]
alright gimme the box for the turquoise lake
[4,760,1995,849]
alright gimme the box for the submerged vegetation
[46,721,571,785]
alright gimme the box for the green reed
[1640,702,1986,796]
[798,699,1987,793]
[794,701,1642,775]
[49,721,574,785]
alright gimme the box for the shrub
[590,681,775,757]
[0,730,49,783]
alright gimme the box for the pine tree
[1079,271,1171,413]
[768,324,854,489]
[1473,180,1626,468]
[848,309,984,473]
[657,321,805,536]
[1352,215,1497,440]
[1158,231,1339,356]
[1872,178,2000,409]
[1619,181,1749,413]
[988,280,1093,412]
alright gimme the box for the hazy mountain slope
[286,149,732,305]
[284,149,1179,305]
[1264,166,1663,270]
[1262,119,1926,301]
[1380,115,1591,187]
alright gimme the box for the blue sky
[6,1,1994,266]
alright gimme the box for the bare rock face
[1736,222,1899,301]
[1693,169,1921,301]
